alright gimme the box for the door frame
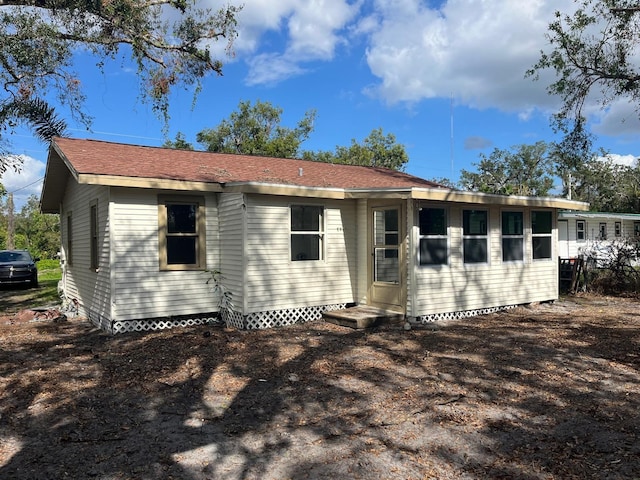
[367,200,406,313]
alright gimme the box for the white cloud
[601,153,638,168]
[1,155,46,210]
[590,98,640,138]
[228,0,360,82]
[245,53,308,85]
[363,0,574,112]
[210,0,640,139]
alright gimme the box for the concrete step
[323,305,405,329]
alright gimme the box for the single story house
[558,211,640,259]
[41,137,588,334]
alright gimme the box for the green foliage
[566,156,640,212]
[528,0,640,141]
[197,100,316,158]
[459,142,555,196]
[163,132,194,150]
[303,128,409,171]
[0,0,241,165]
[0,195,60,259]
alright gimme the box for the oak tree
[0,0,240,169]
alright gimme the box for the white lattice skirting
[88,304,348,334]
[103,313,219,334]
[414,304,517,324]
[224,304,347,330]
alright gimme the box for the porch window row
[419,208,553,266]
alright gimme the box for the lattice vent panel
[111,313,218,334]
[242,304,347,330]
[415,305,516,324]
[222,308,245,330]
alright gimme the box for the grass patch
[0,262,62,314]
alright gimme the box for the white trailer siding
[409,204,558,318]
[60,181,112,327]
[243,195,358,313]
[558,213,640,259]
[109,188,219,321]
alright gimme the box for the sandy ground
[1,294,639,479]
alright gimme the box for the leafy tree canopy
[163,132,194,150]
[459,142,555,196]
[0,0,240,168]
[528,0,640,142]
[303,127,409,171]
[196,100,316,158]
[0,194,60,258]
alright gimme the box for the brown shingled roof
[51,137,442,190]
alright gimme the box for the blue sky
[3,0,640,209]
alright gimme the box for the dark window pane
[385,233,399,246]
[463,210,487,235]
[420,208,446,235]
[533,237,552,259]
[420,238,448,265]
[291,234,320,261]
[502,238,524,262]
[168,204,196,234]
[385,209,398,231]
[291,205,322,231]
[167,237,197,264]
[502,211,523,235]
[463,238,487,263]
[532,211,552,234]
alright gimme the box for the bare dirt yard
[1,295,639,480]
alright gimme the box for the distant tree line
[164,100,409,172]
[0,195,59,259]
[434,140,639,214]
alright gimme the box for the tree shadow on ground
[0,298,639,479]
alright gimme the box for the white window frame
[599,222,607,240]
[418,206,449,266]
[462,209,489,264]
[501,210,524,263]
[577,220,586,241]
[290,204,325,262]
[615,221,622,237]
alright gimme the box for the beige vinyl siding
[109,188,219,321]
[355,199,368,305]
[409,204,558,317]
[243,195,358,313]
[218,193,246,313]
[60,181,111,323]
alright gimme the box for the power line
[7,177,45,194]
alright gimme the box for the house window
[576,220,586,241]
[158,196,206,270]
[463,209,488,264]
[291,205,324,261]
[532,210,553,260]
[635,222,640,237]
[66,213,73,266]
[615,221,622,237]
[599,222,607,240]
[502,211,524,262]
[419,207,448,265]
[90,202,98,271]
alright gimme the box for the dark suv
[0,250,39,288]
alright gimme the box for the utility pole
[7,192,14,249]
